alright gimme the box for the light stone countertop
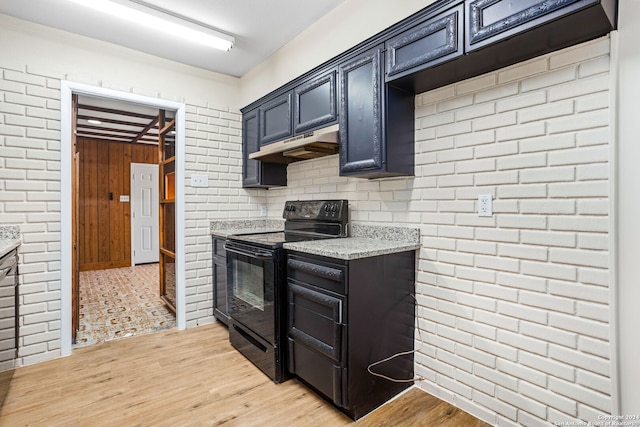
[283,237,420,260]
[284,223,421,260]
[0,239,21,259]
[210,219,284,238]
[0,226,21,259]
[209,220,421,260]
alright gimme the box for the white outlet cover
[191,174,208,188]
[478,194,493,217]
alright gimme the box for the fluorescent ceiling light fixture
[87,119,102,125]
[65,0,235,51]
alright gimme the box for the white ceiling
[0,0,346,78]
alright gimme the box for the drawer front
[287,254,346,294]
[288,338,347,408]
[386,5,463,79]
[288,280,345,362]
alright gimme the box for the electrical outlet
[478,194,493,217]
[259,205,267,217]
[191,174,208,188]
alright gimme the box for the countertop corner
[0,226,21,258]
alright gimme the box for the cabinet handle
[288,259,343,282]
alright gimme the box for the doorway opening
[72,95,177,347]
[61,82,187,356]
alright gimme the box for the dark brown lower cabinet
[286,250,416,420]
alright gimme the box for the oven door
[225,240,276,344]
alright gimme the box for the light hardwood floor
[0,323,491,426]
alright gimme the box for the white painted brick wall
[266,36,612,425]
[0,62,257,364]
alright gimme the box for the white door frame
[60,81,187,356]
[130,163,160,266]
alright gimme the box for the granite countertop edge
[283,238,420,260]
[0,239,21,259]
[0,226,21,258]
[284,224,422,260]
[210,219,284,238]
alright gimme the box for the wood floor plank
[0,324,492,426]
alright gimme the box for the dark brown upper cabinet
[339,46,414,178]
[241,0,617,185]
[243,108,287,188]
[294,69,338,134]
[385,4,463,82]
[466,0,616,52]
[259,92,293,146]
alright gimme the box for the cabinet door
[259,92,293,145]
[386,5,463,80]
[339,46,384,176]
[242,109,261,187]
[466,0,598,52]
[242,110,287,188]
[294,70,338,133]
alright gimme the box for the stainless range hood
[249,124,339,164]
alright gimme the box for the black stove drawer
[230,321,287,383]
[287,253,345,294]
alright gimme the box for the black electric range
[225,200,348,383]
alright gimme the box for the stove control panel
[283,200,348,221]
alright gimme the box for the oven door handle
[224,245,273,260]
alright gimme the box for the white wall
[239,0,432,105]
[266,37,614,425]
[0,15,240,107]
[0,13,267,365]
[613,0,640,416]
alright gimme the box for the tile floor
[74,264,176,348]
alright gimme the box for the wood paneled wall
[78,138,157,271]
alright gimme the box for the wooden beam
[76,133,158,144]
[78,104,158,120]
[77,114,150,128]
[159,118,176,136]
[130,117,159,144]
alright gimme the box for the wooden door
[71,94,80,343]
